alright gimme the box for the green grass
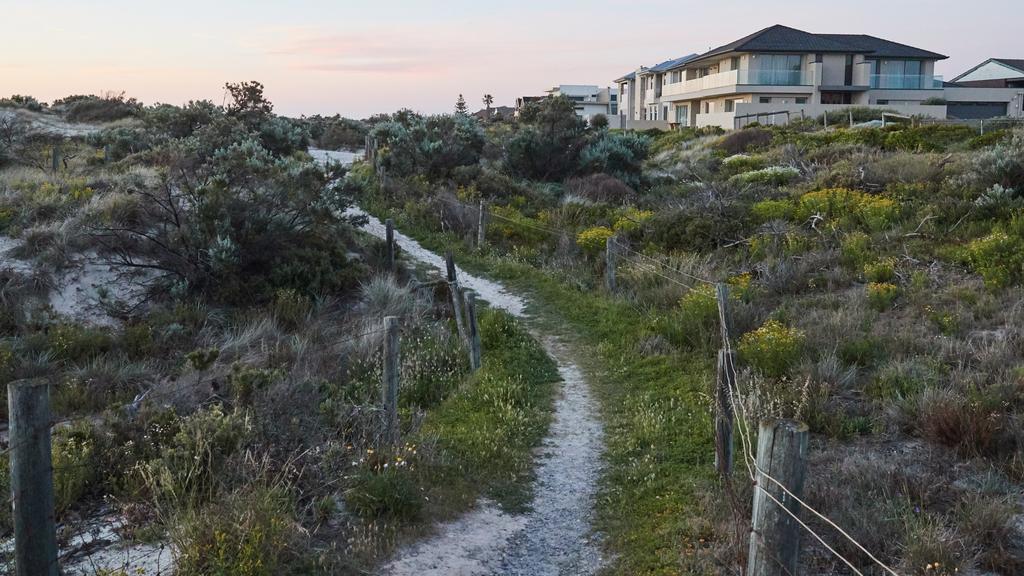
[365,203,718,575]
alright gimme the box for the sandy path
[349,207,607,576]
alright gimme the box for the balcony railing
[662,68,812,97]
[869,74,944,90]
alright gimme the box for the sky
[2,0,1020,118]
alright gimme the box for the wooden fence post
[385,218,396,275]
[464,290,482,371]
[382,316,400,445]
[8,379,59,576]
[849,108,854,128]
[605,236,617,293]
[445,251,468,343]
[715,283,732,346]
[477,199,487,248]
[51,143,60,174]
[747,420,810,576]
[715,349,736,477]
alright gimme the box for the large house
[516,85,620,127]
[945,59,1024,119]
[617,25,1024,129]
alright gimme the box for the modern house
[516,85,620,127]
[945,59,1024,119]
[615,54,698,129]
[615,25,1024,130]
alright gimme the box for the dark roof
[817,34,946,60]
[614,71,636,82]
[687,24,947,67]
[650,53,699,72]
[993,59,1024,73]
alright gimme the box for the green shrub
[866,282,899,310]
[345,447,423,520]
[716,127,772,155]
[673,284,721,350]
[738,319,805,377]
[840,231,873,268]
[579,131,650,187]
[964,229,1024,288]
[795,188,899,231]
[52,425,97,514]
[729,166,800,186]
[719,154,766,177]
[750,199,795,222]
[173,487,307,576]
[863,258,896,282]
[576,226,614,254]
[883,124,976,152]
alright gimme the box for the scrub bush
[738,319,805,377]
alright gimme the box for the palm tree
[482,94,494,118]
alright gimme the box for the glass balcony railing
[869,74,944,90]
[737,69,809,86]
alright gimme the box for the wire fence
[428,193,903,575]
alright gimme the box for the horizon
[4,0,1020,118]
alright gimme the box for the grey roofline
[951,58,1024,82]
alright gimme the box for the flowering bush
[863,258,896,283]
[866,282,899,311]
[795,188,898,231]
[964,230,1024,288]
[751,199,795,222]
[613,207,654,233]
[729,166,800,187]
[576,226,615,254]
[738,320,805,377]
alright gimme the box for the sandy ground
[0,108,102,138]
[352,207,607,576]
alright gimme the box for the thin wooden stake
[477,199,487,248]
[51,143,60,174]
[715,349,736,477]
[445,251,468,344]
[748,419,810,576]
[605,236,617,292]
[715,283,733,346]
[382,316,400,445]
[385,218,396,275]
[8,378,59,576]
[464,290,482,371]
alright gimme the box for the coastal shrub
[345,445,423,520]
[674,284,720,350]
[576,226,614,254]
[863,258,896,282]
[173,487,307,576]
[720,154,766,177]
[716,127,772,155]
[866,282,899,311]
[750,199,795,222]
[612,207,654,233]
[52,425,97,514]
[795,188,899,231]
[738,319,805,377]
[959,130,1024,192]
[840,231,873,268]
[964,229,1024,288]
[883,124,976,152]
[53,92,142,123]
[729,165,800,187]
[371,112,485,179]
[507,96,586,181]
[578,131,650,187]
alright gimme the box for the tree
[455,94,469,115]
[482,94,494,117]
[506,95,587,181]
[225,81,273,124]
[590,114,609,130]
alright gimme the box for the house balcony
[869,74,944,90]
[662,68,813,99]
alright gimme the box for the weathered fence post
[848,108,854,128]
[980,119,985,136]
[477,199,487,248]
[103,144,111,164]
[445,251,468,343]
[464,291,482,371]
[747,420,810,576]
[8,379,59,576]
[605,236,617,293]
[382,316,400,445]
[714,283,735,477]
[385,218,396,275]
[51,143,60,174]
[715,349,736,477]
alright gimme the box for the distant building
[516,85,620,127]
[472,105,516,122]
[951,59,1024,88]
[615,24,1024,129]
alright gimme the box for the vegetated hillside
[355,98,1024,575]
[0,87,558,574]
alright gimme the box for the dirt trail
[350,207,607,575]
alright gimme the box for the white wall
[957,61,1024,82]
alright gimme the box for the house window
[725,100,735,112]
[759,96,771,104]
[796,97,807,104]
[730,56,740,71]
[675,104,689,126]
[749,54,803,85]
[876,99,889,105]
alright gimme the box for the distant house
[614,24,1024,129]
[516,85,620,127]
[473,105,515,122]
[951,59,1024,88]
